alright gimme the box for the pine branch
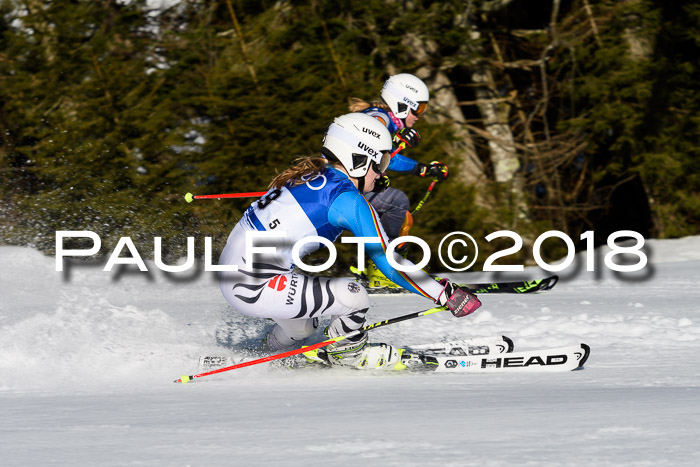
[321,19,347,89]
[225,0,261,92]
[582,0,603,47]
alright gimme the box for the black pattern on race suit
[313,280,335,318]
[232,273,341,322]
[304,276,337,319]
[221,259,369,343]
[231,261,288,303]
[328,308,368,343]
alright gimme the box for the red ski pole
[184,191,267,203]
[185,143,407,204]
[174,306,446,383]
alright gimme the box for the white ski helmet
[381,73,430,120]
[322,113,392,178]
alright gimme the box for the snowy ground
[2,237,700,466]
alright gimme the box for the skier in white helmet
[218,113,481,370]
[349,73,449,288]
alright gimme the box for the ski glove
[415,161,449,180]
[393,128,421,149]
[436,279,482,317]
[372,174,391,193]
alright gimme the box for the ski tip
[184,192,194,203]
[175,375,191,384]
[573,343,591,370]
[543,275,560,290]
[502,335,515,353]
[578,343,591,368]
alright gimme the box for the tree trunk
[467,30,528,227]
[399,34,485,188]
[470,61,519,183]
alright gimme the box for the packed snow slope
[1,236,700,466]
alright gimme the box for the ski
[199,335,514,371]
[198,353,309,371]
[199,341,589,373]
[402,343,590,373]
[354,274,559,295]
[402,335,514,356]
[302,335,515,365]
[198,355,240,371]
[457,275,559,294]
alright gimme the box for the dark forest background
[1,0,698,271]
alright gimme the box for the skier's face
[363,162,381,193]
[405,102,427,127]
[405,110,420,128]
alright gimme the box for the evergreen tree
[1,0,698,271]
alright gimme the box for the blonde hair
[349,97,389,113]
[269,156,331,190]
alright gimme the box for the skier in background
[218,113,481,370]
[349,73,449,288]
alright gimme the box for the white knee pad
[330,278,370,312]
[325,279,371,340]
